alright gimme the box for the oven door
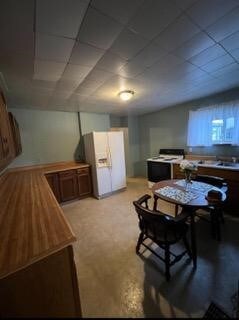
[147,161,172,184]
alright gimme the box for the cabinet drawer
[77,167,89,175]
[58,169,76,178]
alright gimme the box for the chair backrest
[194,174,227,189]
[133,196,186,243]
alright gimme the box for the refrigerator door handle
[107,147,112,167]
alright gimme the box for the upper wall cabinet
[8,112,22,157]
[0,91,22,171]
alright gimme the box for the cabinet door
[45,173,61,202]
[14,118,22,155]
[77,168,92,197]
[59,170,78,202]
[0,92,14,170]
[8,112,22,157]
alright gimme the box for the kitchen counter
[0,161,89,279]
[174,159,239,171]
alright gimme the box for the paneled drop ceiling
[1,0,239,115]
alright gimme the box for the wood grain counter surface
[0,161,89,279]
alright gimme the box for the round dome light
[118,90,134,101]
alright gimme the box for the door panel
[78,173,92,197]
[108,132,126,191]
[59,171,78,202]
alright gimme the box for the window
[187,102,239,147]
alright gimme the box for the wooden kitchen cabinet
[0,92,14,170]
[173,163,239,214]
[45,172,61,202]
[8,112,22,157]
[45,165,92,204]
[59,170,79,202]
[77,167,92,198]
[0,246,81,318]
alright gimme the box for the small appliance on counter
[147,148,185,188]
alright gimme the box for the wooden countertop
[0,161,89,279]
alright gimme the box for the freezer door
[107,132,126,191]
[93,132,112,196]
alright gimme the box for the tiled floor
[62,178,239,318]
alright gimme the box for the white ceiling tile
[62,64,92,81]
[0,53,34,77]
[201,54,235,73]
[30,79,57,90]
[132,42,167,68]
[154,15,200,52]
[33,60,66,81]
[0,30,34,57]
[172,0,197,10]
[74,79,102,96]
[91,0,144,25]
[145,53,184,78]
[128,0,181,40]
[174,32,215,60]
[78,7,123,50]
[220,31,239,51]
[110,28,149,60]
[55,79,81,92]
[0,0,34,34]
[2,0,239,115]
[189,44,227,67]
[187,0,238,29]
[206,7,239,42]
[117,60,147,78]
[35,34,75,62]
[211,63,239,78]
[230,48,239,62]
[85,68,114,83]
[69,41,105,67]
[0,0,34,56]
[36,0,89,38]
[95,51,127,73]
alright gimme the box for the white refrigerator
[84,131,126,199]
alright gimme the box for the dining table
[151,179,227,267]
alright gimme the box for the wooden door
[59,170,78,202]
[77,168,92,197]
[45,173,61,203]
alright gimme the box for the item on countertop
[180,160,198,191]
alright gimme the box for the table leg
[153,195,158,211]
[190,212,197,268]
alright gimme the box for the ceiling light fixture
[118,90,134,101]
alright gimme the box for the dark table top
[152,179,226,208]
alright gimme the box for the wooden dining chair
[133,194,195,281]
[193,174,228,241]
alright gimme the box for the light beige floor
[62,178,239,318]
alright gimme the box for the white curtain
[187,101,239,146]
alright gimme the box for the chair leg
[210,212,216,238]
[219,208,225,224]
[210,210,221,241]
[165,244,170,281]
[136,231,144,254]
[182,235,192,259]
